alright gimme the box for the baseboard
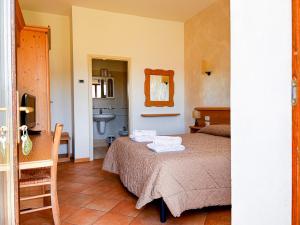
[74,157,90,163]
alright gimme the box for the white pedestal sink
[93,113,116,134]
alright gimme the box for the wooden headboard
[194,107,230,127]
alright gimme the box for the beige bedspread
[102,133,231,217]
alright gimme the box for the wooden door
[0,0,19,224]
[17,26,50,132]
[293,0,300,224]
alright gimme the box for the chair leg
[51,190,60,225]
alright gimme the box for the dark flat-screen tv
[21,93,36,129]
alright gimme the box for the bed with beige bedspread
[103,132,231,217]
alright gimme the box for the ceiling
[20,0,217,22]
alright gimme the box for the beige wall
[72,6,185,159]
[22,10,73,154]
[184,0,230,128]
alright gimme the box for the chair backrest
[51,123,63,189]
[52,123,63,168]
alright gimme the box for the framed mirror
[144,68,174,107]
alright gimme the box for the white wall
[231,0,292,225]
[22,10,73,154]
[72,6,185,159]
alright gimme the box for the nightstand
[189,126,203,133]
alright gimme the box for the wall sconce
[161,76,169,85]
[192,109,201,126]
[201,60,213,76]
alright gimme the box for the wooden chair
[19,124,63,225]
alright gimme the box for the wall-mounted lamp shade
[201,60,213,76]
[192,110,201,119]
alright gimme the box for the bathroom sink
[93,113,116,135]
[93,113,116,122]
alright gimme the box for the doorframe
[87,54,132,161]
[292,0,300,224]
[11,0,19,223]
[3,0,19,224]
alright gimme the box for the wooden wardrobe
[17,26,51,132]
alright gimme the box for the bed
[103,108,231,222]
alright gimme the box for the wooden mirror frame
[144,68,174,107]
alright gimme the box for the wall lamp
[192,109,201,126]
[201,60,213,76]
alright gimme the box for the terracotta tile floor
[20,159,231,225]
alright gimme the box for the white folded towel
[130,135,155,142]
[153,136,182,146]
[147,143,185,153]
[130,130,157,142]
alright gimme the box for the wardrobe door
[17,27,50,131]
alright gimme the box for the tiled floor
[20,160,231,225]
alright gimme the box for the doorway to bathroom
[90,58,129,159]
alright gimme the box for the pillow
[198,124,230,137]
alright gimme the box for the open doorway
[90,58,129,159]
[17,0,232,224]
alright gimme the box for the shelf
[141,113,180,117]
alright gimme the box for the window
[92,77,114,99]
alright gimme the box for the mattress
[102,132,231,217]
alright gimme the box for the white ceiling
[20,0,217,22]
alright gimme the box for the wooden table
[19,131,53,170]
